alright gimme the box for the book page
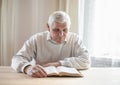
[56,66,82,77]
[44,66,59,76]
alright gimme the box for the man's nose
[59,31,64,36]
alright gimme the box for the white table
[0,66,120,85]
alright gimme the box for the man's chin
[56,41,64,44]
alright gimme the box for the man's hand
[24,65,47,78]
[42,62,61,67]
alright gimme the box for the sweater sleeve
[59,35,90,70]
[11,36,37,73]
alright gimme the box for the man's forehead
[52,22,68,28]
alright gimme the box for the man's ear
[46,23,50,32]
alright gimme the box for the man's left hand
[42,62,61,67]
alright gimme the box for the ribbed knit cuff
[21,63,31,73]
[59,60,66,66]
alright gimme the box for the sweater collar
[47,31,67,44]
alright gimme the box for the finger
[31,65,47,77]
[42,63,51,67]
[31,69,42,78]
[28,66,42,77]
[36,65,47,77]
[37,69,47,77]
[36,65,47,73]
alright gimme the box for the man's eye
[63,29,67,32]
[54,29,59,32]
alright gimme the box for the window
[80,0,120,58]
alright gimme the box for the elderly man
[11,11,89,78]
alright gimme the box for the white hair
[48,11,71,29]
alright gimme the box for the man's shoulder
[67,32,79,38]
[32,31,48,37]
[67,32,82,43]
[34,31,48,36]
[68,32,78,35]
[29,31,49,41]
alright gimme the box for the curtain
[80,0,120,66]
[0,0,16,65]
[0,0,79,66]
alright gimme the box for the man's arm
[11,35,37,73]
[11,35,48,78]
[59,35,90,70]
[42,62,61,67]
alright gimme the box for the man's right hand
[24,65,47,78]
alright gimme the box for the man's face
[48,22,68,44]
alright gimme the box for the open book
[43,66,83,77]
